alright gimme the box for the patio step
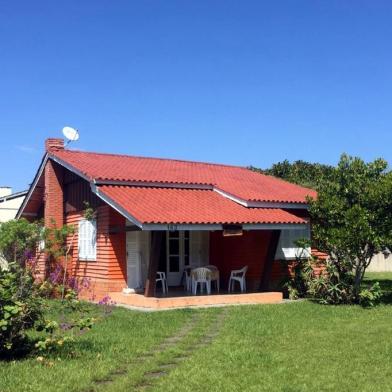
[109,291,283,310]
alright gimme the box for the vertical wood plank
[259,230,281,291]
[144,231,164,297]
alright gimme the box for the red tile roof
[51,150,316,204]
[98,185,306,225]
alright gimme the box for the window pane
[169,230,179,238]
[184,255,189,266]
[184,238,189,256]
[169,239,179,255]
[184,230,190,239]
[169,256,180,272]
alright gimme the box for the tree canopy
[252,154,391,304]
[250,159,335,190]
[308,154,392,300]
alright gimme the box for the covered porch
[111,223,309,309]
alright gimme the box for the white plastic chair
[156,271,168,295]
[183,267,192,292]
[191,267,211,295]
[228,266,248,293]
[206,265,220,293]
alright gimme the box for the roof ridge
[58,148,250,171]
[253,171,316,193]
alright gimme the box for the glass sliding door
[166,230,190,286]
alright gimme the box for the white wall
[0,187,12,197]
[367,253,392,272]
[125,230,209,289]
[0,194,26,223]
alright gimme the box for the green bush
[359,282,382,307]
[307,262,355,305]
[0,219,40,265]
[0,263,43,357]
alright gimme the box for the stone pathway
[87,308,229,391]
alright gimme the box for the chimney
[44,138,64,228]
[45,138,64,152]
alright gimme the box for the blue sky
[1,1,391,191]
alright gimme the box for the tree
[0,219,41,266]
[308,154,392,302]
[0,262,44,357]
[250,159,335,190]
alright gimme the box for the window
[38,227,45,252]
[78,219,97,261]
[167,230,190,273]
[276,228,311,260]
[168,231,180,272]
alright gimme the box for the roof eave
[16,154,48,219]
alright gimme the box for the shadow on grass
[0,336,96,362]
[363,277,392,305]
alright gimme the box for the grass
[1,272,392,392]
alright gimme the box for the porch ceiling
[96,185,307,227]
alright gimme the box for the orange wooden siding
[209,230,274,291]
[66,205,127,298]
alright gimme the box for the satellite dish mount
[62,126,80,147]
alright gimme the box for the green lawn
[2,273,392,392]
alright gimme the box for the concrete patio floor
[109,289,283,310]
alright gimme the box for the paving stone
[135,381,153,391]
[144,370,167,378]
[138,354,154,360]
[173,355,189,361]
[158,363,176,369]
[164,337,181,343]
[94,378,113,385]
[109,368,127,376]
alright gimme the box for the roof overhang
[93,184,309,231]
[140,223,309,231]
[0,190,28,203]
[16,154,48,219]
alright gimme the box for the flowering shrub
[0,218,117,360]
[0,262,43,357]
[0,258,116,359]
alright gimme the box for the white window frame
[276,227,311,260]
[78,218,97,261]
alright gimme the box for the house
[17,138,317,307]
[0,187,28,223]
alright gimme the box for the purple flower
[67,277,78,290]
[60,322,72,331]
[24,250,34,260]
[49,264,63,284]
[80,277,91,289]
[98,295,111,305]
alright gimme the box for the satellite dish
[62,126,79,146]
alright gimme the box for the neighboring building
[0,187,27,223]
[367,252,392,273]
[17,138,318,306]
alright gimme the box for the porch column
[259,230,281,291]
[144,231,164,297]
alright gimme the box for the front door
[166,230,190,286]
[126,232,142,289]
